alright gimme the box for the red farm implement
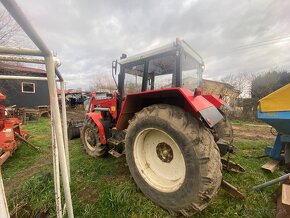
[0,93,28,165]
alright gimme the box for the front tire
[125,104,222,217]
[82,119,106,157]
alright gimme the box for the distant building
[0,63,49,107]
[202,79,240,106]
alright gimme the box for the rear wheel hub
[156,142,173,163]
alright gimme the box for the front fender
[86,112,106,144]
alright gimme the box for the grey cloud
[6,0,290,89]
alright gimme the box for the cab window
[147,54,176,90]
[124,63,144,95]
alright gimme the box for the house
[0,63,49,107]
[202,79,240,106]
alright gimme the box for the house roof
[0,63,46,74]
[203,79,240,94]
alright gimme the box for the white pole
[60,81,70,181]
[0,169,9,218]
[0,75,47,80]
[51,113,63,218]
[0,46,43,56]
[45,55,74,218]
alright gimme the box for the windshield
[147,54,176,90]
[181,52,203,90]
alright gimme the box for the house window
[22,82,35,93]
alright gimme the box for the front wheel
[82,119,107,157]
[125,104,222,217]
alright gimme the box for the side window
[181,53,202,90]
[147,55,176,90]
[124,63,144,95]
[22,82,35,93]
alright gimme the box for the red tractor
[0,93,28,165]
[82,39,233,216]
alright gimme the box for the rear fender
[86,112,106,144]
[116,88,224,129]
[202,94,224,108]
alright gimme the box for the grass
[2,118,281,217]
[231,119,263,125]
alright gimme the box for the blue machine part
[265,134,290,161]
[257,110,290,134]
[257,110,290,161]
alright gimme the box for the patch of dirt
[5,155,52,194]
[77,186,99,204]
[233,123,276,141]
[66,107,86,121]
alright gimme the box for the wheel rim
[84,127,100,151]
[133,128,186,193]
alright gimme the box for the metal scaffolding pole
[0,46,43,56]
[51,113,63,218]
[0,0,73,217]
[0,169,9,218]
[0,75,47,80]
[0,55,45,64]
[45,55,73,218]
[60,81,70,180]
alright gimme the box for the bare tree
[0,8,20,45]
[221,72,255,98]
[89,73,117,93]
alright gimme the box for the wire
[204,35,290,59]
[233,35,290,50]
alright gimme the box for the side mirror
[112,60,118,75]
[112,60,118,88]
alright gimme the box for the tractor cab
[114,38,204,98]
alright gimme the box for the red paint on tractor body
[202,94,224,108]
[89,92,118,119]
[84,88,226,141]
[84,92,119,144]
[86,112,107,144]
[116,88,225,130]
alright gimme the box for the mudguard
[116,87,225,130]
[86,112,106,144]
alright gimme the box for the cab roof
[118,38,204,67]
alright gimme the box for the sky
[3,0,290,89]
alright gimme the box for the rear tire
[213,114,233,144]
[125,104,222,217]
[82,119,106,157]
[212,111,233,156]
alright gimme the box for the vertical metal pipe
[45,55,73,218]
[60,81,70,180]
[0,169,9,218]
[51,114,63,218]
